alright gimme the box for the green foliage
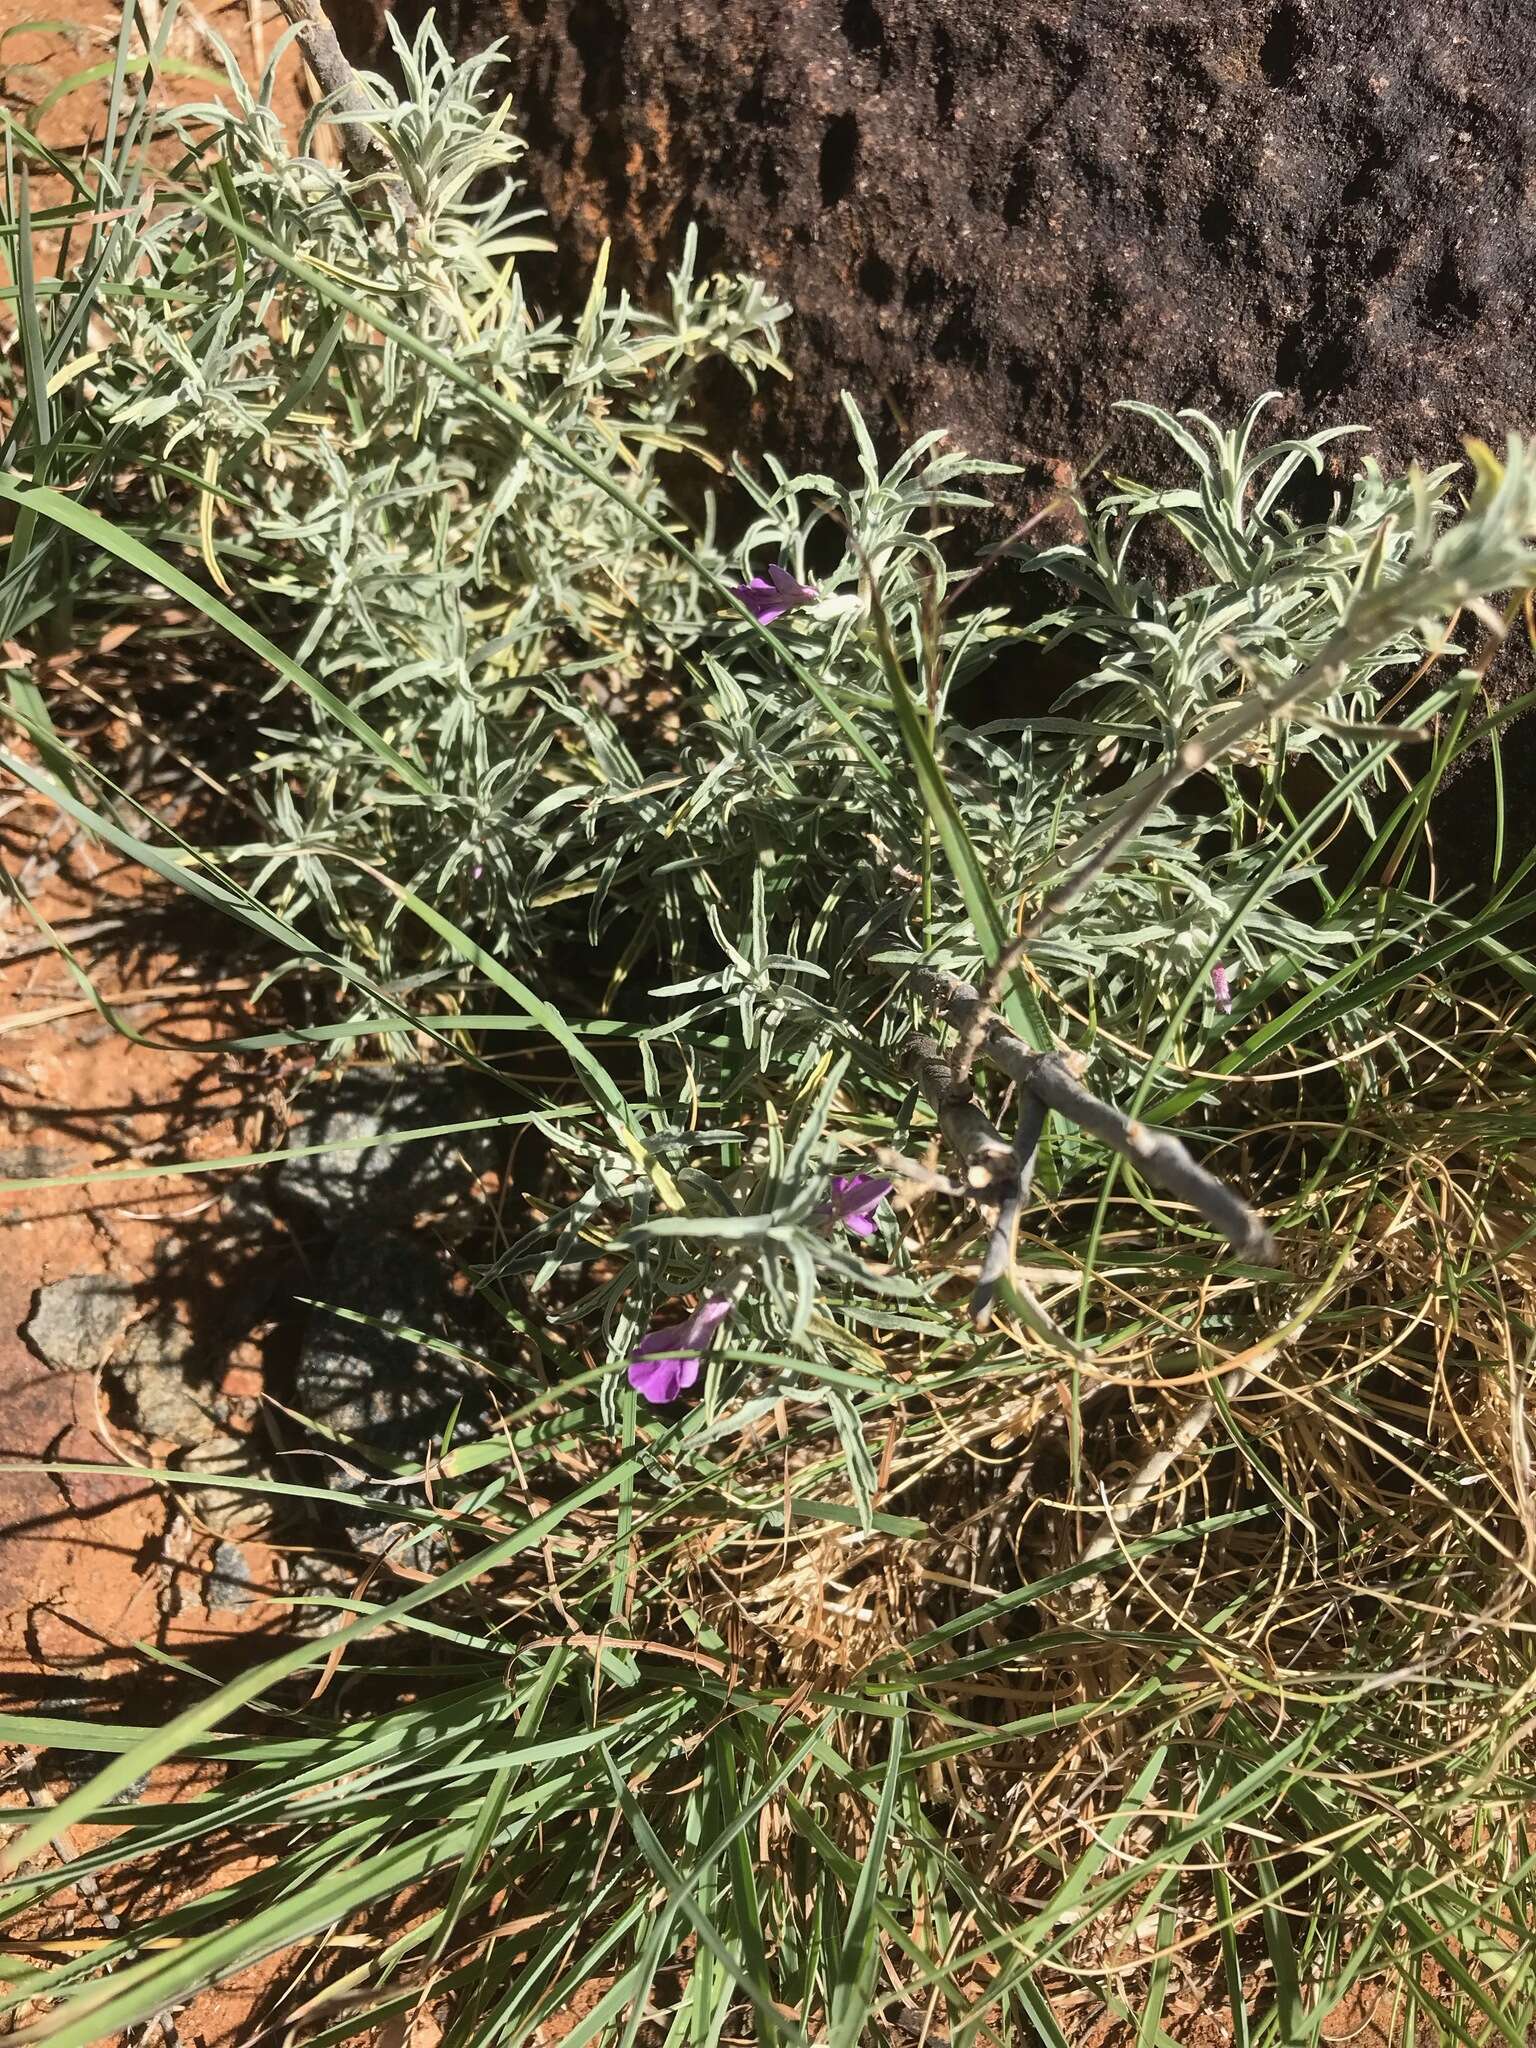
[51,15,1490,1038]
[5,15,1536,2048]
[67,18,788,975]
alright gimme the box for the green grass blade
[873,609,1049,1048]
[827,1715,904,2048]
[1,1460,640,1871]
[603,1752,814,2048]
[0,474,432,792]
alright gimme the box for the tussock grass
[3,14,1536,2046]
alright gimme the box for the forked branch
[913,966,1276,1263]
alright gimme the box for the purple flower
[729,564,818,625]
[825,1173,894,1241]
[626,1295,733,1405]
[1211,962,1233,1014]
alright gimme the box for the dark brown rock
[379,0,1535,494]
[174,1434,269,1538]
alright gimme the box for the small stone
[294,1229,457,1448]
[175,1433,267,1536]
[0,1143,76,1181]
[110,1312,221,1446]
[347,1515,456,1572]
[203,1540,259,1610]
[23,1276,135,1373]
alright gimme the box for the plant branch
[904,1033,1016,1201]
[274,0,404,198]
[954,448,1536,1084]
[913,967,1276,1262]
[971,1092,1048,1329]
[906,1035,1075,1338]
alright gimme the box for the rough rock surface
[22,1276,134,1373]
[174,1434,268,1538]
[295,1229,452,1446]
[110,1311,225,1446]
[294,1227,481,1557]
[204,1540,259,1611]
[270,1067,499,1235]
[347,0,1535,878]
[379,0,1535,494]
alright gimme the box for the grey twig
[949,522,1512,1088]
[905,1037,1061,1333]
[950,790,1158,1089]
[275,0,409,204]
[1009,1090,1048,1211]
[971,1093,1048,1330]
[1003,514,1524,970]
[905,1035,1016,1202]
[913,967,1276,1263]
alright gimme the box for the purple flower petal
[625,1295,732,1405]
[729,564,818,625]
[628,1351,701,1403]
[826,1173,893,1239]
[1211,963,1233,1014]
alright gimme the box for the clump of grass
[4,13,1536,2046]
